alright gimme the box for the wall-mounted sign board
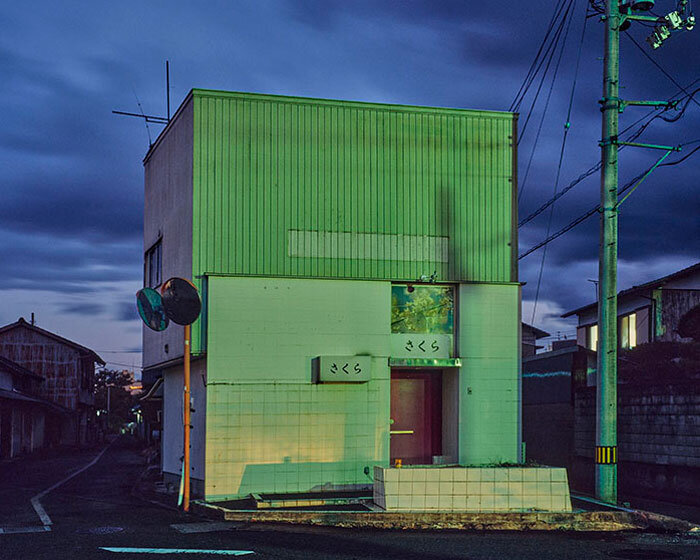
[314,356,371,383]
[390,334,452,359]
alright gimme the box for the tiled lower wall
[205,379,389,501]
[373,466,572,512]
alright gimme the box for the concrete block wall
[373,466,571,512]
[575,383,700,467]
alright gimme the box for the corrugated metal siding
[192,90,516,284]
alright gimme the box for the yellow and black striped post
[595,446,617,464]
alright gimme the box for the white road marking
[30,438,116,526]
[99,547,254,555]
[0,525,52,534]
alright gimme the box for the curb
[191,501,699,532]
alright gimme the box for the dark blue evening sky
[1,0,698,371]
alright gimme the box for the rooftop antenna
[112,61,171,147]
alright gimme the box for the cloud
[0,0,697,353]
[0,229,141,293]
[58,303,106,316]
[116,301,140,322]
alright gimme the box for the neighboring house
[523,262,700,501]
[143,89,520,501]
[563,261,700,351]
[521,323,549,358]
[522,340,596,470]
[0,355,67,459]
[0,318,105,447]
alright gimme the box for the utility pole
[595,0,695,504]
[596,0,620,504]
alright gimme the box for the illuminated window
[587,324,598,351]
[620,313,637,349]
[145,240,162,288]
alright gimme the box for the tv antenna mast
[112,61,171,146]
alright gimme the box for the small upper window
[145,240,162,288]
[587,324,598,351]
[619,312,637,349]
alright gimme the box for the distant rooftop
[562,261,700,318]
[0,317,105,365]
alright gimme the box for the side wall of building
[143,98,194,368]
[161,359,206,494]
[458,283,520,465]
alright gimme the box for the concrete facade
[142,90,522,504]
[200,277,520,500]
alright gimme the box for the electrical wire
[518,1,576,143]
[518,143,700,260]
[659,87,700,121]
[518,1,581,199]
[510,0,568,112]
[588,0,605,15]
[531,0,588,323]
[625,32,700,110]
[518,66,565,200]
[103,361,143,370]
[518,78,700,228]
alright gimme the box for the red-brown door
[390,370,442,465]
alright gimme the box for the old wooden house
[0,318,105,448]
[0,355,67,458]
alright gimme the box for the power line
[518,143,700,260]
[519,0,580,200]
[518,1,576,143]
[518,78,700,228]
[531,0,588,323]
[510,0,571,112]
[102,361,143,370]
[625,32,700,110]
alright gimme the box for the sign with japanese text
[317,356,371,383]
[390,334,452,359]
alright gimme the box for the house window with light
[586,324,598,351]
[619,312,637,349]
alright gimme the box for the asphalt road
[0,436,697,560]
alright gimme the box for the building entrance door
[390,370,442,465]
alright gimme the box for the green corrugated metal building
[143,89,521,502]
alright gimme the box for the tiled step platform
[373,465,572,512]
